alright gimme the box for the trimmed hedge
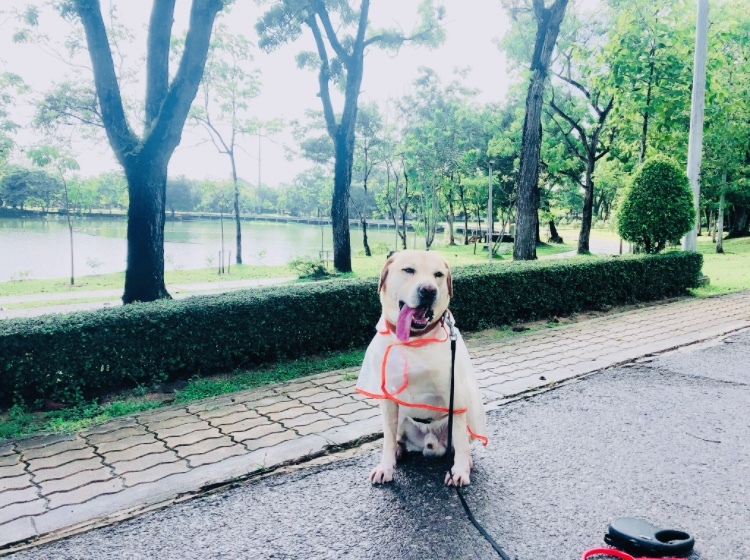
[0,252,702,407]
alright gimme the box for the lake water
[0,216,405,282]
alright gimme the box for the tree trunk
[514,0,569,261]
[578,160,595,254]
[332,128,354,271]
[447,186,456,245]
[639,54,655,164]
[458,180,469,245]
[549,219,563,243]
[361,218,371,256]
[122,161,170,303]
[231,154,242,264]
[716,180,725,253]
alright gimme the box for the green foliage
[616,156,696,253]
[0,252,702,407]
[289,257,330,279]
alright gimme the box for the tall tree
[68,0,224,302]
[506,0,570,260]
[0,72,27,166]
[546,14,616,254]
[190,24,261,265]
[256,0,444,272]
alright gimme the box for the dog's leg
[445,414,472,487]
[370,400,399,484]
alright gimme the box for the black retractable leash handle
[444,314,511,560]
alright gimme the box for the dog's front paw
[370,463,394,484]
[445,465,471,487]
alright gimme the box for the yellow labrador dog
[355,250,487,486]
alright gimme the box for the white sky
[0,0,541,186]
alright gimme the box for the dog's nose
[426,443,434,450]
[418,284,437,304]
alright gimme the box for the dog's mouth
[396,301,434,341]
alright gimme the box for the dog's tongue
[396,305,417,341]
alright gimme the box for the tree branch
[553,70,592,103]
[144,0,223,164]
[312,0,349,63]
[74,0,138,165]
[145,0,176,127]
[354,0,370,48]
[549,98,589,150]
[307,14,337,139]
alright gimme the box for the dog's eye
[434,272,444,278]
[402,267,415,274]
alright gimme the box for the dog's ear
[378,255,396,293]
[442,259,453,298]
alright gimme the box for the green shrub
[289,257,330,279]
[0,252,702,407]
[616,156,696,254]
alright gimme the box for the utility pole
[488,163,493,264]
[683,0,709,252]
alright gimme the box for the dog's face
[378,250,453,337]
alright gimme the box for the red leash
[582,548,683,560]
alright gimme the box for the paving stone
[273,380,321,394]
[81,417,139,436]
[207,410,262,428]
[20,437,89,461]
[338,407,381,423]
[318,416,383,446]
[233,423,287,443]
[295,417,346,436]
[311,395,358,410]
[326,401,370,417]
[0,474,32,493]
[155,420,215,440]
[174,436,236,459]
[299,391,347,405]
[255,399,307,416]
[47,478,124,510]
[185,445,247,468]
[244,430,298,452]
[282,411,332,429]
[165,427,224,449]
[0,516,36,548]
[40,467,113,496]
[286,386,327,399]
[95,433,158,455]
[28,447,96,471]
[33,457,105,483]
[323,379,357,391]
[145,413,203,432]
[0,486,39,508]
[263,404,319,422]
[121,461,190,488]
[0,454,20,468]
[230,389,280,405]
[0,444,15,457]
[219,416,269,435]
[86,427,146,446]
[112,450,181,475]
[0,498,46,525]
[14,433,78,452]
[308,373,348,386]
[186,396,243,414]
[0,462,26,480]
[138,407,189,423]
[102,442,167,464]
[195,403,249,420]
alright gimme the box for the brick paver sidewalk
[2,292,750,551]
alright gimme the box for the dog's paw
[370,463,394,484]
[445,465,471,487]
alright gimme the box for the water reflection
[0,216,404,281]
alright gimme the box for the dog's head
[378,250,452,340]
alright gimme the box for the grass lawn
[693,235,750,296]
[0,240,575,299]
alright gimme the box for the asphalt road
[13,330,750,560]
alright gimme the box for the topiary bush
[616,155,696,254]
[0,252,703,407]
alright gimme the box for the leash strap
[444,315,510,560]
